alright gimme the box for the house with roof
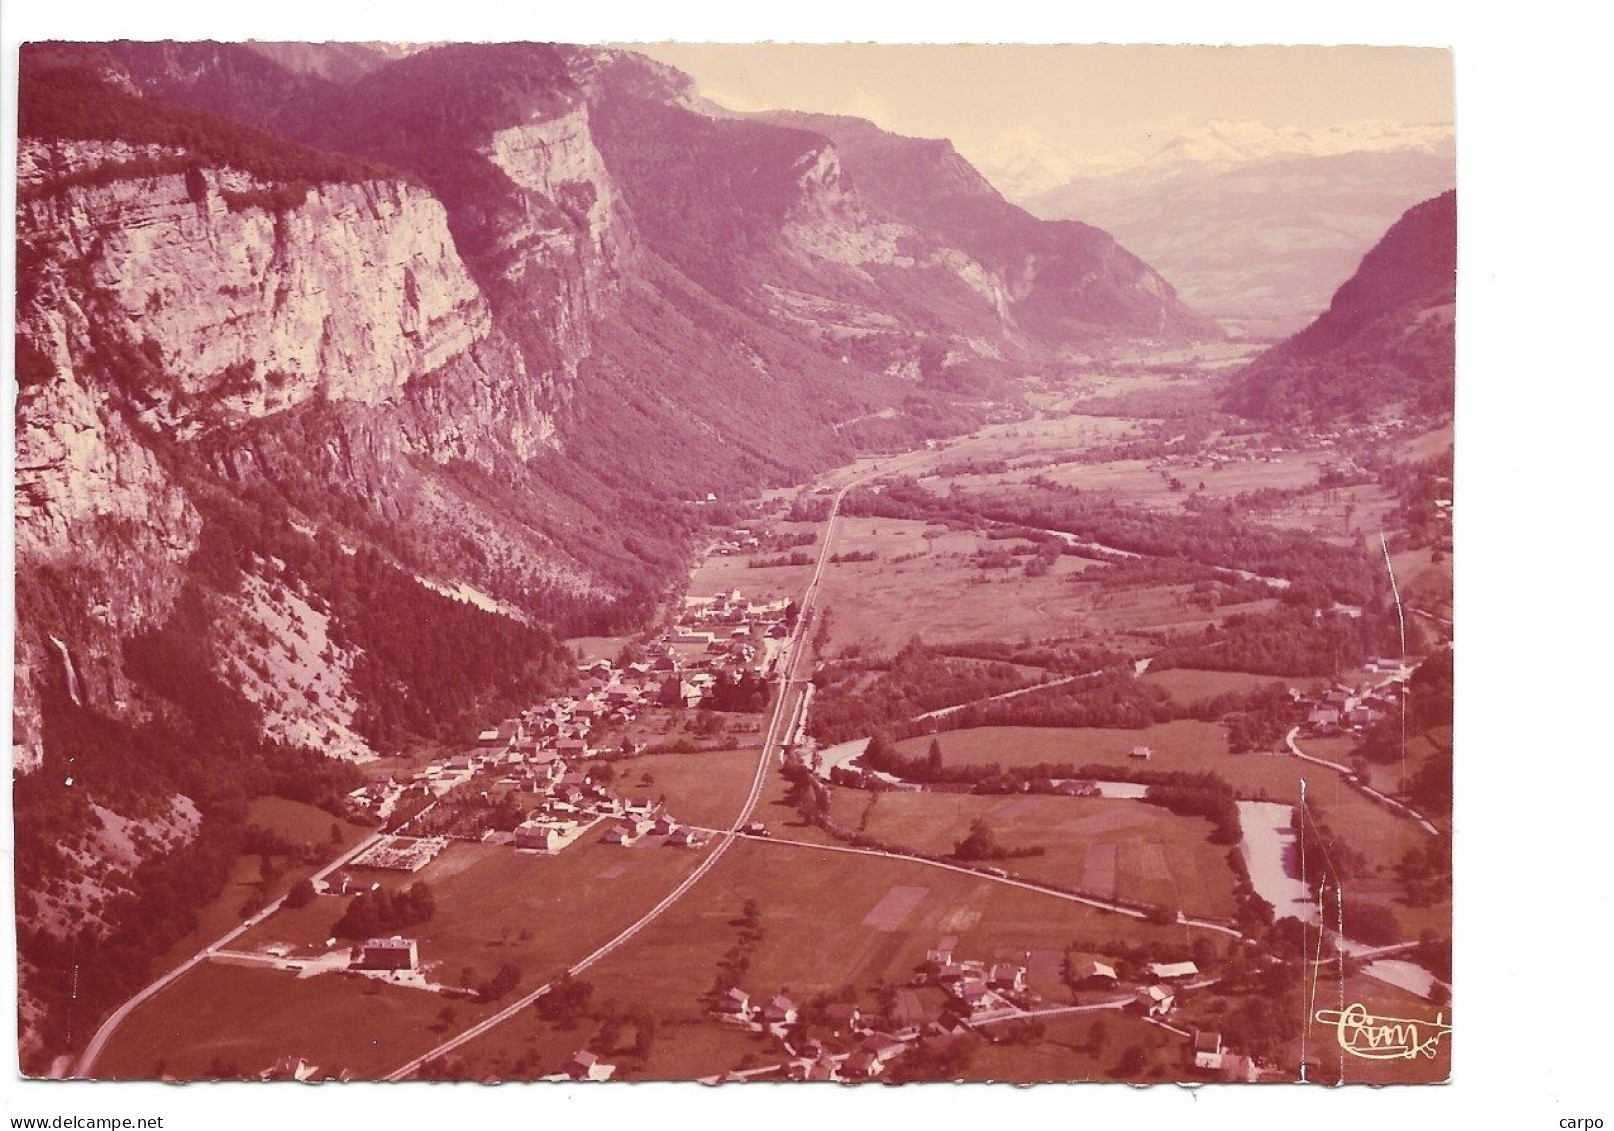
[665,828,704,848]
[358,936,418,972]
[602,823,640,847]
[1192,1031,1225,1071]
[561,1050,615,1081]
[1129,745,1154,760]
[1307,707,1342,734]
[953,980,993,1014]
[513,820,574,853]
[1135,984,1175,1017]
[989,963,1027,993]
[715,986,752,1019]
[859,1033,908,1065]
[1073,960,1118,985]
[763,993,799,1026]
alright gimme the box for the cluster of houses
[674,588,793,667]
[345,588,792,824]
[713,988,912,1082]
[917,947,1029,1018]
[344,590,794,831]
[1296,659,1410,737]
[708,528,764,557]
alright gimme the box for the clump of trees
[810,639,1033,745]
[951,818,1045,862]
[475,962,521,1003]
[330,881,435,940]
[534,973,594,1028]
[702,670,770,713]
[1142,779,1242,845]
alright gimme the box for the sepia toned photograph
[11,34,1462,1089]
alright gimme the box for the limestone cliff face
[472,100,634,392]
[12,139,577,774]
[19,150,492,424]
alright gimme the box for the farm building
[1135,984,1175,1017]
[715,987,751,1017]
[763,993,799,1026]
[1192,1031,1225,1071]
[989,963,1027,992]
[1073,960,1118,984]
[1149,961,1200,980]
[1129,745,1153,760]
[359,936,418,971]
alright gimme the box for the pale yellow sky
[626,43,1454,159]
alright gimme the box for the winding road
[1284,725,1441,836]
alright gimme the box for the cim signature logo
[1313,1002,1453,1060]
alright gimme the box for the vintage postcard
[12,38,1455,1089]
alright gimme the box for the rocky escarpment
[762,111,1223,346]
[20,152,494,424]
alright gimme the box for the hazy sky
[627,44,1454,159]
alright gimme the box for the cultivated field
[815,517,1104,655]
[607,747,764,829]
[1138,667,1300,705]
[93,961,490,1080]
[235,837,711,995]
[686,520,826,605]
[448,837,1220,1080]
[144,800,373,980]
[852,791,1241,921]
[893,721,1235,776]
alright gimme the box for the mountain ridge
[1224,189,1456,421]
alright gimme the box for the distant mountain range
[1225,189,1456,421]
[965,120,1455,337]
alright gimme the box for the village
[243,587,804,996]
[686,939,1257,1084]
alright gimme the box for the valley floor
[69,359,1453,1086]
